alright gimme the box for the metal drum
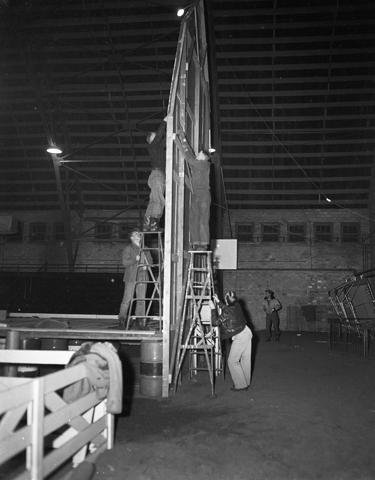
[36,319,69,351]
[139,339,162,397]
[18,337,41,377]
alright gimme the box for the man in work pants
[211,291,253,391]
[118,230,150,328]
[263,289,282,341]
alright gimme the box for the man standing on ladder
[179,131,211,250]
[144,118,166,232]
[118,230,150,328]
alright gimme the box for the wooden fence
[0,349,115,480]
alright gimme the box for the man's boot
[143,216,151,231]
[150,217,160,231]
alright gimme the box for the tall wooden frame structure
[162,1,212,397]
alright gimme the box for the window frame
[6,221,24,243]
[29,222,47,243]
[53,222,66,241]
[287,223,306,243]
[341,222,361,243]
[261,223,280,242]
[236,223,255,243]
[313,222,333,243]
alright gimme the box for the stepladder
[172,250,222,397]
[126,230,164,331]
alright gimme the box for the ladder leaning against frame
[126,230,164,331]
[172,250,222,397]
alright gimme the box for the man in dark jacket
[118,230,151,327]
[211,291,253,391]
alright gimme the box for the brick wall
[220,208,368,332]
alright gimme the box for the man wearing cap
[118,230,151,328]
[210,291,253,391]
[263,289,282,341]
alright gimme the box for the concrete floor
[91,331,375,480]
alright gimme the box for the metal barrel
[36,319,69,351]
[18,337,41,377]
[139,339,162,397]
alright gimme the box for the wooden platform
[0,312,162,344]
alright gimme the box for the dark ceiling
[1,0,375,214]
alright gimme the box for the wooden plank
[0,405,28,441]
[0,424,31,464]
[8,313,118,320]
[42,364,90,395]
[0,327,162,341]
[0,350,74,365]
[0,382,34,414]
[43,417,107,478]
[0,377,31,390]
[44,392,103,443]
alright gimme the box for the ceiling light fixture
[46,144,63,155]
[208,147,216,153]
[325,196,332,203]
[177,8,185,17]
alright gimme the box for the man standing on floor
[263,288,282,341]
[211,291,253,391]
[118,230,150,328]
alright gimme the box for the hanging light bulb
[177,8,185,17]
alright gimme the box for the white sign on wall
[211,239,237,270]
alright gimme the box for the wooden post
[31,377,45,480]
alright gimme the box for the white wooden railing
[0,350,115,480]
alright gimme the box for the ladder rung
[137,263,161,267]
[129,297,160,303]
[187,296,212,299]
[179,345,214,350]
